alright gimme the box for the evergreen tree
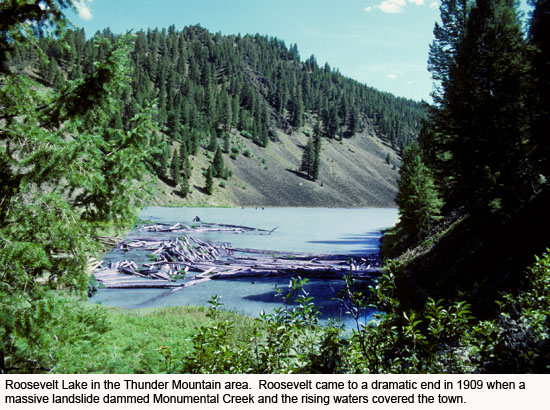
[212,146,225,178]
[170,149,181,185]
[428,0,473,103]
[312,120,322,181]
[208,133,218,152]
[222,133,230,154]
[205,166,214,195]
[180,176,190,198]
[179,142,188,173]
[159,143,171,178]
[349,106,360,135]
[290,87,304,128]
[323,105,339,139]
[0,0,157,372]
[300,138,314,178]
[427,0,531,216]
[299,122,322,181]
[395,142,442,240]
[529,0,550,177]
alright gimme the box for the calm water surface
[90,207,398,325]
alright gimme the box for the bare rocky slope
[150,122,400,208]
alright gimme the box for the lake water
[90,207,398,325]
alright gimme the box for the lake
[90,207,398,325]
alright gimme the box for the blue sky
[67,0,530,102]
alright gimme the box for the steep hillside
[14,25,424,207]
[149,122,400,207]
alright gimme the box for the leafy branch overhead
[0,0,158,373]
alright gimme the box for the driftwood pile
[137,222,277,235]
[93,223,380,290]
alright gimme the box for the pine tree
[212,146,225,178]
[395,142,442,240]
[222,133,230,154]
[312,120,322,181]
[159,143,170,178]
[349,107,360,135]
[170,149,182,185]
[0,0,158,372]
[208,133,218,152]
[179,142,188,173]
[180,176,190,198]
[205,166,214,195]
[290,87,304,128]
[427,0,531,217]
[300,138,314,178]
[529,0,550,177]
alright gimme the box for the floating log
[94,232,381,290]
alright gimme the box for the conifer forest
[0,0,548,374]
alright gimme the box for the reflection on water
[90,207,398,326]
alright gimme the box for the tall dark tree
[300,138,315,179]
[0,0,157,372]
[312,120,322,181]
[529,0,550,177]
[395,142,442,240]
[290,87,304,128]
[204,166,214,195]
[179,176,190,198]
[427,0,531,217]
[428,0,473,104]
[212,146,225,178]
[170,149,182,185]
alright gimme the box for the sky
[66,0,530,103]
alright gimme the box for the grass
[52,304,255,373]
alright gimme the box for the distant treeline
[11,24,425,158]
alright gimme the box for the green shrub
[241,130,252,139]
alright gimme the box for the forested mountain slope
[11,25,425,206]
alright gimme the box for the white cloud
[365,0,427,14]
[74,0,93,21]
[386,73,397,79]
[430,1,440,8]
[379,0,406,14]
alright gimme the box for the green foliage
[469,250,550,372]
[426,0,534,217]
[300,138,314,178]
[29,23,425,167]
[222,133,230,153]
[18,251,547,374]
[50,304,254,373]
[529,0,550,177]
[391,0,550,319]
[179,177,190,198]
[395,142,442,242]
[170,148,181,185]
[0,292,110,373]
[181,295,251,373]
[212,146,226,178]
[0,1,157,373]
[299,121,322,181]
[204,166,214,195]
[178,277,345,373]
